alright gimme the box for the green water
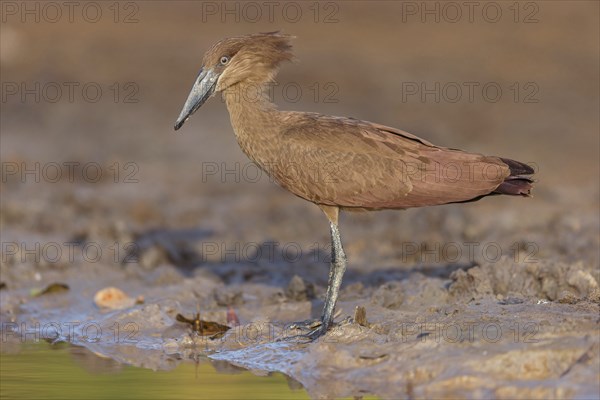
[0,343,308,400]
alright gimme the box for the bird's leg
[286,206,346,341]
[317,220,347,333]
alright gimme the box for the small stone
[94,287,135,309]
[285,275,315,301]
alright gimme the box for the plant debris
[31,283,69,297]
[176,312,231,339]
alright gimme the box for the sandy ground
[1,2,599,399]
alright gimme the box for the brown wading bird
[174,32,534,340]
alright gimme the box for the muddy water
[0,342,310,399]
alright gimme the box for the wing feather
[271,112,509,209]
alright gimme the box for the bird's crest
[205,32,295,89]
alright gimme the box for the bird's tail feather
[494,158,534,196]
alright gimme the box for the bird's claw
[277,319,328,342]
[289,319,322,332]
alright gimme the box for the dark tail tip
[495,178,534,196]
[495,158,535,197]
[499,157,535,175]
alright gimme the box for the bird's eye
[220,56,230,65]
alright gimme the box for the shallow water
[0,342,309,400]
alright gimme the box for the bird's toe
[276,319,329,342]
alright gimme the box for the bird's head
[174,32,294,130]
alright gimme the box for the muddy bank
[1,187,599,398]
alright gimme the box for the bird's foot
[288,318,322,332]
[278,319,329,342]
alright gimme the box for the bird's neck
[222,82,285,163]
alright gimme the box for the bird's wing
[275,113,509,209]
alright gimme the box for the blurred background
[2,0,599,280]
[2,1,598,266]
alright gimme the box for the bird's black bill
[174,68,219,130]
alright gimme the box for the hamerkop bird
[174,32,534,339]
